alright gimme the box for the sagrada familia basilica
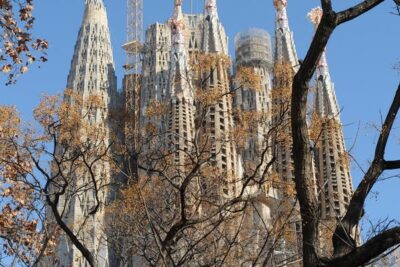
[49,0,354,266]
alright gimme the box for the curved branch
[328,227,400,267]
[291,9,338,267]
[291,0,386,265]
[333,83,400,256]
[336,0,385,25]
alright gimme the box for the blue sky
[0,0,399,231]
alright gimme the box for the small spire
[168,0,193,98]
[308,7,328,71]
[308,7,339,117]
[308,7,322,27]
[171,0,185,52]
[173,0,184,22]
[202,0,228,54]
[274,0,289,30]
[273,0,298,68]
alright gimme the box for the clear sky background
[0,0,399,235]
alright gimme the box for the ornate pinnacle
[308,7,323,28]
[308,7,339,118]
[173,0,183,21]
[171,0,185,51]
[172,0,185,31]
[273,0,287,9]
[205,0,217,9]
[274,0,289,30]
[308,7,327,69]
[205,0,218,19]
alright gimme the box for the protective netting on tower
[234,28,273,68]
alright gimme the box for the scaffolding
[124,0,143,149]
[124,0,143,74]
[234,28,274,70]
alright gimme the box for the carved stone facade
[54,0,117,266]
[234,28,274,176]
[140,0,241,194]
[54,0,354,266]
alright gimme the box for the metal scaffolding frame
[124,0,143,74]
[123,0,143,149]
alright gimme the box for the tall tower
[166,0,196,165]
[234,28,274,176]
[308,8,353,220]
[57,0,117,266]
[233,28,278,262]
[139,12,204,130]
[201,0,241,195]
[272,0,298,182]
[139,24,171,139]
[202,0,228,54]
[271,0,305,262]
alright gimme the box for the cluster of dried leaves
[102,52,307,266]
[0,0,48,84]
[0,88,115,265]
[0,106,57,265]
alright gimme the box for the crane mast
[124,0,143,75]
[123,0,143,149]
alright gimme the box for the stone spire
[205,0,218,20]
[314,51,340,118]
[308,7,340,118]
[166,0,196,165]
[169,0,193,98]
[57,0,117,266]
[203,0,228,54]
[273,0,298,69]
[308,7,353,223]
[200,0,241,193]
[67,0,117,99]
[271,3,305,256]
[271,0,299,183]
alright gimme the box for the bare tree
[0,90,116,266]
[2,2,400,266]
[291,0,400,266]
[104,53,302,267]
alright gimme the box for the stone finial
[308,7,323,27]
[171,0,185,35]
[205,0,218,19]
[273,0,287,9]
[205,0,217,9]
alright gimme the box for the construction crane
[123,0,143,150]
[123,0,143,75]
